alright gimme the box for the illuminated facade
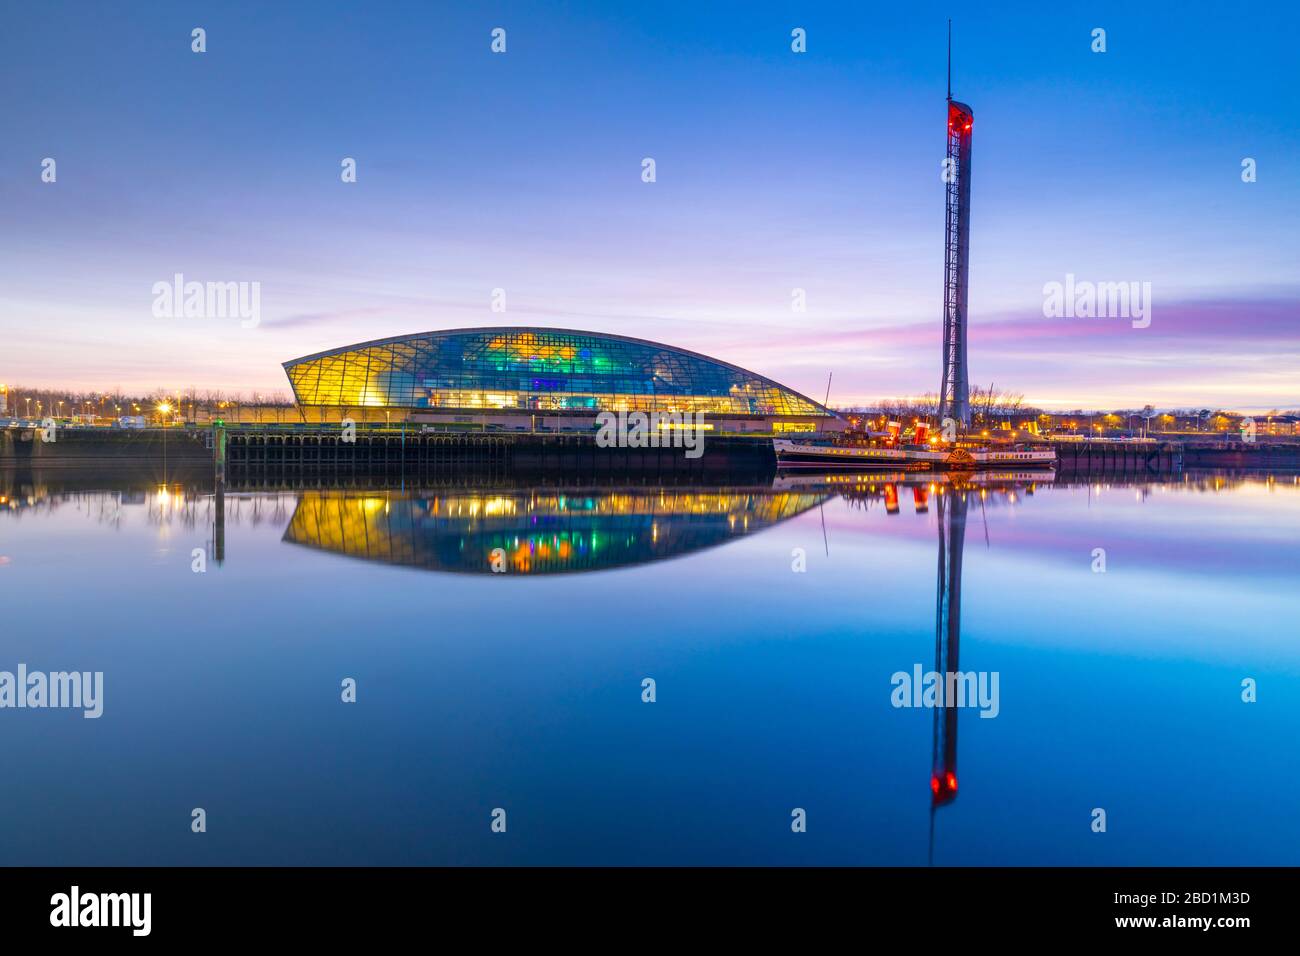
[283,328,841,433]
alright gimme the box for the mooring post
[213,421,226,565]
[213,421,227,485]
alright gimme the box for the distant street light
[156,402,173,483]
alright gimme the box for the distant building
[282,328,844,434]
[1261,415,1300,436]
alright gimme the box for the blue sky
[1,1,1296,408]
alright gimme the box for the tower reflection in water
[282,487,828,574]
[278,471,1037,863]
[930,485,966,863]
[825,471,1043,864]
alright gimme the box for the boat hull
[773,439,1056,471]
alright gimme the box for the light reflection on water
[0,469,1297,865]
[282,487,830,574]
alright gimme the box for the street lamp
[156,402,173,485]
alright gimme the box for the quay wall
[0,426,210,467]
[5,428,1299,477]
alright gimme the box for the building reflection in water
[282,487,829,574]
[5,464,1290,861]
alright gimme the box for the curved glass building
[283,328,840,432]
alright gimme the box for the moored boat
[968,446,1057,469]
[771,438,935,470]
[773,437,1056,471]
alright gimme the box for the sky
[1,0,1297,411]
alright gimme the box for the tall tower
[940,21,973,429]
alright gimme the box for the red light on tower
[948,102,973,136]
[931,771,959,807]
[931,770,959,807]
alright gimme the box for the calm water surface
[1,469,1297,865]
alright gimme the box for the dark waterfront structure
[939,24,973,429]
[222,430,780,481]
[282,328,841,435]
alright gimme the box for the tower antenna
[947,19,952,102]
[938,16,973,430]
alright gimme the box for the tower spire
[939,17,973,430]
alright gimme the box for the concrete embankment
[1052,439,1300,474]
[1180,442,1300,469]
[0,427,777,479]
[1052,441,1183,474]
[220,429,777,479]
[5,428,1298,478]
[0,426,211,467]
